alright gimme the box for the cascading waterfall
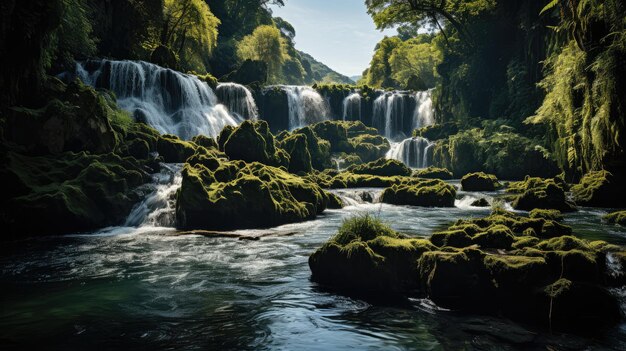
[76,59,241,140]
[386,137,434,169]
[274,85,330,130]
[413,89,435,129]
[124,163,183,228]
[342,92,362,121]
[373,90,435,140]
[215,82,259,121]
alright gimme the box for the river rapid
[2,184,626,350]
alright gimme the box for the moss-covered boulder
[414,122,459,141]
[221,120,289,168]
[461,172,500,191]
[350,134,391,162]
[5,79,118,155]
[278,126,331,171]
[604,211,626,226]
[191,134,218,149]
[471,198,490,207]
[0,151,149,238]
[414,166,453,180]
[380,179,456,207]
[509,177,576,212]
[309,209,625,332]
[530,209,564,222]
[157,134,198,163]
[571,170,625,208]
[349,158,411,177]
[309,215,435,293]
[281,133,312,174]
[325,192,344,209]
[176,159,328,230]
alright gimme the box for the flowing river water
[2,183,626,350]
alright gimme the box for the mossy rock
[191,134,218,149]
[222,120,289,168]
[309,215,435,293]
[281,133,313,174]
[278,126,331,171]
[1,151,149,238]
[571,170,625,208]
[472,225,516,250]
[461,172,500,191]
[530,209,564,222]
[604,210,626,226]
[349,158,411,177]
[471,198,490,207]
[6,80,118,155]
[325,192,343,209]
[414,166,453,180]
[509,177,576,212]
[414,122,459,141]
[380,179,456,207]
[157,134,198,163]
[541,279,621,332]
[176,160,328,230]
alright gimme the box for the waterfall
[215,82,259,121]
[373,90,435,140]
[373,91,407,140]
[76,60,241,140]
[386,137,434,168]
[413,90,435,129]
[270,85,330,130]
[124,163,182,228]
[342,92,362,121]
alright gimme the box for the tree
[236,25,288,83]
[364,36,402,88]
[365,0,495,45]
[160,0,220,73]
[389,36,441,89]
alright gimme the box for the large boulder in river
[349,158,412,177]
[176,159,328,230]
[508,177,576,212]
[380,179,456,207]
[219,120,289,168]
[461,172,500,191]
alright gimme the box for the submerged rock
[461,172,500,191]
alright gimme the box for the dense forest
[1,0,626,349]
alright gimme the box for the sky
[269,0,397,78]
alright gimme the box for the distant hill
[298,51,355,85]
[350,75,362,83]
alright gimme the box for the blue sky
[269,0,397,77]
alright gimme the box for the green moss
[572,171,625,208]
[430,230,473,248]
[380,179,456,207]
[472,225,515,250]
[157,134,198,163]
[325,192,343,209]
[281,133,313,174]
[349,158,411,177]
[191,134,218,149]
[604,211,626,226]
[414,122,459,141]
[530,209,564,222]
[509,177,576,212]
[176,159,328,230]
[222,120,288,168]
[461,172,500,191]
[280,126,331,170]
[414,166,453,180]
[512,236,541,249]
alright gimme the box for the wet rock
[470,198,490,207]
[380,179,456,207]
[461,172,500,191]
[349,158,412,177]
[572,170,626,208]
[414,166,454,180]
[509,177,576,212]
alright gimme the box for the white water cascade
[274,85,330,130]
[76,60,241,140]
[215,82,259,121]
[373,90,435,140]
[124,163,183,228]
[413,90,435,129]
[386,137,434,169]
[342,92,362,121]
